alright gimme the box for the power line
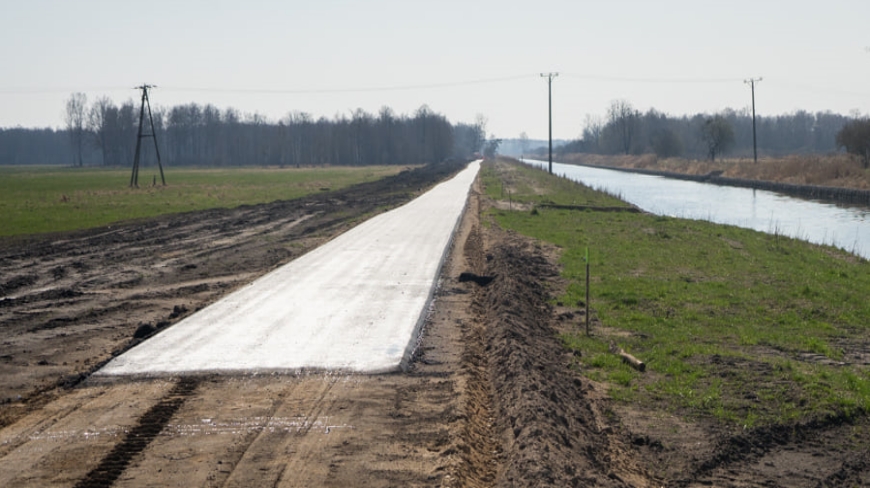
[777,81,870,99]
[562,73,743,84]
[0,72,752,97]
[160,74,540,95]
[0,86,132,94]
[0,76,538,97]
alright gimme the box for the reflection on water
[524,160,870,260]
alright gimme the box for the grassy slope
[0,165,406,237]
[483,159,870,427]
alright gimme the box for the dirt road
[2,160,868,487]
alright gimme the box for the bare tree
[117,100,138,167]
[605,100,640,154]
[607,100,638,154]
[483,134,501,159]
[836,118,870,167]
[376,106,396,164]
[519,131,530,157]
[651,128,683,158]
[582,114,603,153]
[473,114,488,155]
[87,97,114,166]
[700,115,735,161]
[64,92,87,166]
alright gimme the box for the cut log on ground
[609,341,646,372]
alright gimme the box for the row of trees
[556,100,858,162]
[0,94,487,167]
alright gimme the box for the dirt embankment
[475,232,650,487]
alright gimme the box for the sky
[2,0,869,140]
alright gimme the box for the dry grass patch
[560,153,870,189]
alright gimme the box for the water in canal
[524,159,870,260]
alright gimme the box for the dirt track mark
[73,378,200,488]
[448,220,500,488]
[676,411,870,487]
[815,449,870,487]
[221,376,339,487]
[0,387,108,460]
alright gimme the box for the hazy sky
[2,0,869,140]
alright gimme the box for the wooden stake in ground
[585,247,590,336]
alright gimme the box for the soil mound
[479,232,650,487]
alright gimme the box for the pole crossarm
[540,72,558,174]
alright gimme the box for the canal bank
[482,158,870,486]
[560,160,870,206]
[525,159,870,260]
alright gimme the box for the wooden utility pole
[131,84,165,187]
[744,77,762,164]
[541,72,558,174]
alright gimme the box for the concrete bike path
[98,161,480,376]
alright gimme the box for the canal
[524,159,870,260]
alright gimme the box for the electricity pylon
[131,84,165,187]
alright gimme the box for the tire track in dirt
[73,377,200,488]
[219,376,339,487]
[446,218,500,487]
[0,380,177,487]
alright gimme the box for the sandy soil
[1,160,868,487]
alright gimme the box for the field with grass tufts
[0,165,408,237]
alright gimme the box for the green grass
[481,160,628,208]
[484,159,870,427]
[0,165,407,237]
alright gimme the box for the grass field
[483,159,870,428]
[0,165,408,237]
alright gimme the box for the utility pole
[744,77,762,164]
[131,84,165,187]
[541,72,558,174]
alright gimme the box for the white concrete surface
[97,161,480,376]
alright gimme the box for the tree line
[0,94,486,167]
[553,100,863,162]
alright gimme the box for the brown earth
[1,161,868,486]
